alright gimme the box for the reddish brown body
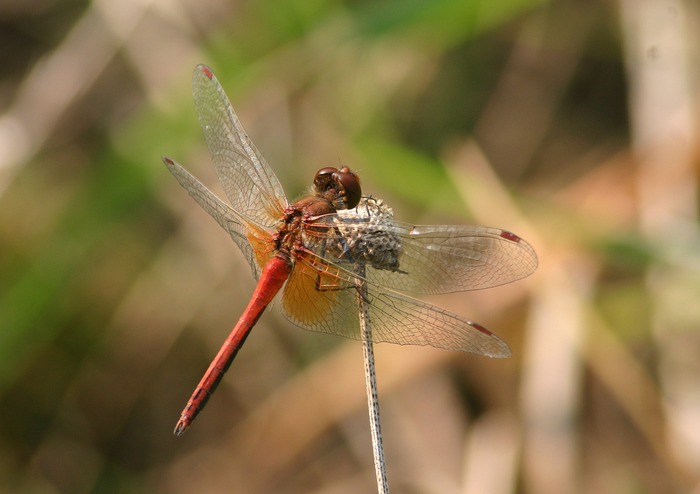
[173,255,290,435]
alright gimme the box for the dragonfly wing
[163,157,276,279]
[192,65,288,225]
[314,198,537,294]
[280,252,511,357]
[365,284,511,357]
[379,223,537,294]
[281,256,357,333]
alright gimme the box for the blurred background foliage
[1,0,699,492]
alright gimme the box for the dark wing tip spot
[469,321,493,336]
[198,65,214,79]
[500,230,522,243]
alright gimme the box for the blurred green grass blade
[0,156,155,394]
[0,245,81,391]
[352,0,549,45]
[355,135,467,217]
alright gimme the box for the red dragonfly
[164,65,537,436]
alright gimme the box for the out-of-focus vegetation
[1,0,699,492]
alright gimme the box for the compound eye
[335,167,361,209]
[314,167,339,191]
[313,166,362,209]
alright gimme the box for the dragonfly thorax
[333,197,404,272]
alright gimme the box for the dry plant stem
[621,0,700,484]
[355,262,390,494]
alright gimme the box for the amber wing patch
[281,256,343,327]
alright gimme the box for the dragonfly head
[313,166,362,210]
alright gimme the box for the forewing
[375,223,537,294]
[163,157,276,279]
[192,65,287,225]
[304,204,537,295]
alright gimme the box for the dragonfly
[163,65,537,438]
